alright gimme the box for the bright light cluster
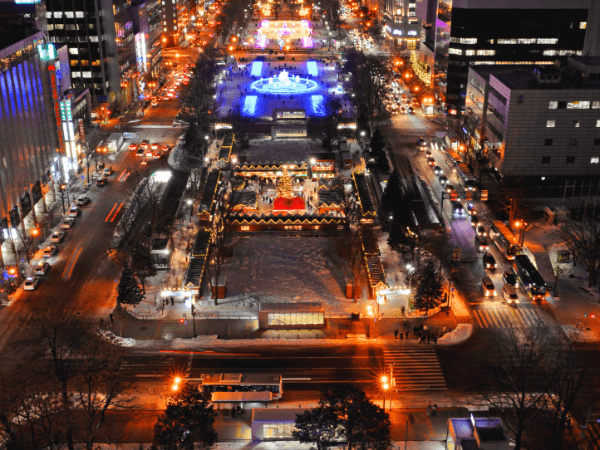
[242,95,258,116]
[306,60,318,77]
[251,61,263,77]
[410,50,431,86]
[255,20,313,48]
[311,95,325,116]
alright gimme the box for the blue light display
[307,61,318,77]
[311,95,325,116]
[242,95,258,116]
[250,61,263,77]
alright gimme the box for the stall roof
[353,173,376,216]
[192,231,211,258]
[318,177,343,190]
[211,392,272,403]
[184,257,206,287]
[231,190,258,208]
[318,190,345,207]
[222,133,234,148]
[199,170,221,214]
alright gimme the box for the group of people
[393,322,439,344]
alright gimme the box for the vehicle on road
[61,217,76,229]
[512,254,547,300]
[140,141,149,150]
[481,276,497,297]
[502,271,519,289]
[466,203,476,215]
[103,166,113,176]
[433,165,443,175]
[24,277,39,291]
[151,143,159,151]
[476,225,487,237]
[96,177,107,187]
[136,148,145,156]
[483,252,497,270]
[457,162,477,191]
[452,200,464,216]
[475,235,489,252]
[68,206,81,217]
[43,246,58,258]
[427,157,435,166]
[425,150,432,157]
[502,284,519,306]
[34,261,50,275]
[470,215,480,228]
[76,195,90,206]
[200,373,283,401]
[141,158,149,166]
[490,221,522,260]
[128,144,138,152]
[151,100,158,107]
[50,231,65,243]
[161,144,171,152]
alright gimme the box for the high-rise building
[0,28,57,263]
[43,0,140,115]
[445,0,598,116]
[382,0,421,50]
[161,0,194,47]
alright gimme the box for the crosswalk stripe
[382,347,447,391]
[474,306,546,329]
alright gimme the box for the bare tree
[344,195,365,302]
[559,216,600,287]
[476,325,550,450]
[209,180,232,305]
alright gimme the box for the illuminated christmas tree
[276,167,294,199]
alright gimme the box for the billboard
[135,32,147,74]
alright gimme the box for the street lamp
[187,198,193,220]
[381,375,389,411]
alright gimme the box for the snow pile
[96,330,137,347]
[436,324,472,345]
[563,326,599,343]
[172,335,219,347]
[122,301,163,320]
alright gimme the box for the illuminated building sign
[408,30,418,36]
[16,0,41,3]
[135,32,147,74]
[392,29,403,36]
[37,43,57,60]
[47,65,65,152]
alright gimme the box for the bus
[512,254,547,300]
[200,373,283,402]
[456,162,477,191]
[445,149,463,172]
[490,221,522,260]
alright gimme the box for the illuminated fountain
[251,70,318,95]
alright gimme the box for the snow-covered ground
[241,138,322,164]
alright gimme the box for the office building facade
[446,0,595,116]
[466,58,600,181]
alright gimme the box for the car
[475,234,489,252]
[68,206,81,217]
[76,195,90,206]
[466,203,476,215]
[151,143,159,151]
[167,92,175,98]
[103,166,113,176]
[96,177,107,187]
[43,246,57,258]
[476,225,487,237]
[452,200,464,216]
[161,144,171,152]
[163,95,171,101]
[136,148,145,156]
[128,144,138,152]
[61,217,75,229]
[151,100,158,107]
[427,157,436,166]
[470,215,480,228]
[446,184,455,194]
[483,252,497,270]
[408,106,414,114]
[481,276,497,297]
[425,150,432,157]
[97,162,105,170]
[141,158,149,166]
[502,271,519,289]
[153,151,163,159]
[433,165,443,175]
[140,141,149,150]
[145,150,154,157]
[400,106,406,113]
[24,277,39,291]
[438,175,448,185]
[502,284,519,306]
[34,261,50,275]
[50,231,65,242]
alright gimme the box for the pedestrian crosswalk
[473,305,547,329]
[382,347,447,391]
[386,136,422,148]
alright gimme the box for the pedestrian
[432,404,438,416]
[399,331,403,340]
[426,402,432,417]
[401,305,406,316]
[394,329,398,339]
[426,333,431,344]
[433,334,438,344]
[100,318,104,326]
[171,297,174,306]
[109,313,114,324]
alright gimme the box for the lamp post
[381,375,389,411]
[187,198,193,220]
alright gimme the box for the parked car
[34,261,50,275]
[470,215,480,228]
[24,277,40,291]
[475,235,489,252]
[68,205,81,217]
[43,246,57,258]
[76,196,90,206]
[483,252,497,270]
[61,217,75,229]
[103,166,113,176]
[96,177,107,187]
[50,231,65,243]
[502,271,519,289]
[502,284,519,306]
[481,276,497,297]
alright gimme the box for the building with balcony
[466,57,600,183]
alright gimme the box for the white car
[24,277,40,291]
[76,196,90,206]
[61,217,76,229]
[68,206,81,217]
[43,246,57,258]
[502,284,519,306]
[103,166,113,176]
[34,261,50,275]
[50,231,65,243]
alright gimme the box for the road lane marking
[105,203,118,222]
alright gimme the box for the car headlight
[515,299,520,303]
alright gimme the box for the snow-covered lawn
[241,138,322,164]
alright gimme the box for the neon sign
[37,43,57,60]
[48,65,65,152]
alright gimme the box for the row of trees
[0,318,134,450]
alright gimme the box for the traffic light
[180,318,185,324]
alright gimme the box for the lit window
[449,48,462,55]
[580,22,587,29]
[597,120,600,127]
[567,101,590,109]
[549,101,558,109]
[65,11,74,18]
[46,12,52,18]
[476,50,495,56]
[76,11,84,18]
[459,38,477,44]
[54,11,62,18]
[543,50,557,56]
[69,48,79,55]
[592,101,600,109]
[498,39,517,44]
[163,21,167,25]
[71,71,81,78]
[89,36,98,42]
[83,71,92,78]
[573,120,580,128]
[537,38,558,44]
[546,120,555,127]
[465,50,475,56]
[591,157,599,164]
[164,27,167,31]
